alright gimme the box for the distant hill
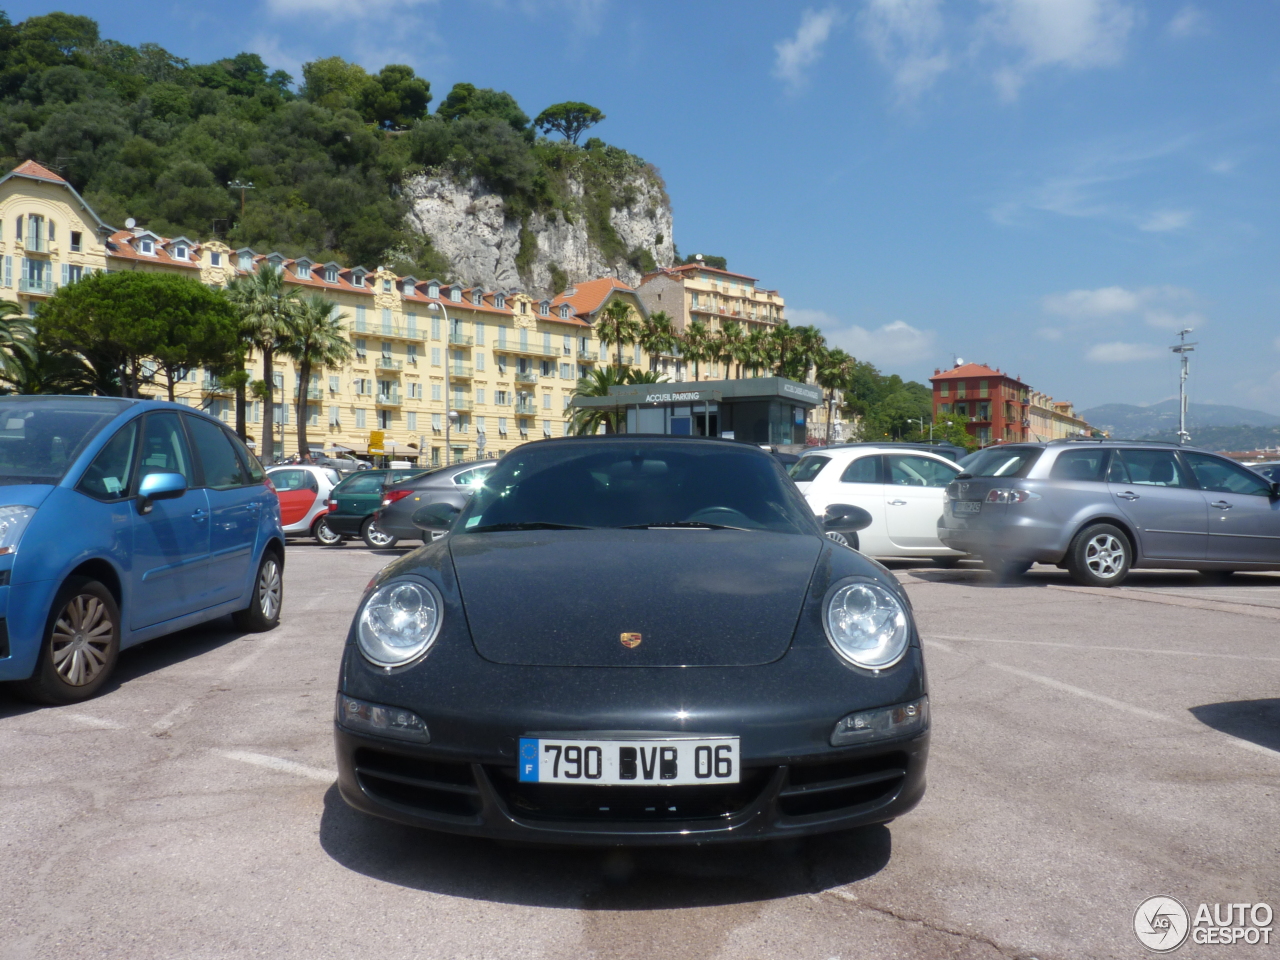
[1081,400,1280,438]
[1138,425,1280,454]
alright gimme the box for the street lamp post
[428,301,451,463]
[908,416,933,441]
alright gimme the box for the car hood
[0,483,55,508]
[450,528,822,667]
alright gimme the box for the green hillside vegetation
[0,10,652,280]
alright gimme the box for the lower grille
[353,749,481,819]
[487,765,775,823]
[779,752,907,818]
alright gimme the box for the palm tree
[682,319,712,381]
[816,347,854,443]
[594,298,642,369]
[717,321,746,378]
[793,325,827,384]
[637,310,678,372]
[227,264,299,460]
[744,327,773,378]
[278,294,352,461]
[769,322,802,378]
[0,302,36,387]
[565,366,666,435]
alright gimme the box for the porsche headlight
[357,579,443,667]
[823,579,911,669]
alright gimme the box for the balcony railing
[22,236,48,254]
[514,371,538,384]
[376,390,402,406]
[18,277,56,296]
[448,332,473,346]
[447,399,474,412]
[448,364,474,379]
[577,349,599,361]
[499,341,558,358]
[203,378,234,394]
[375,358,402,371]
[514,401,537,415]
[293,386,323,400]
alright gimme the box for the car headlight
[823,578,912,669]
[336,693,430,743]
[0,505,36,557]
[831,697,929,746]
[356,579,443,667]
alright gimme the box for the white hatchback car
[790,444,967,561]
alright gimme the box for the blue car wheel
[11,577,121,704]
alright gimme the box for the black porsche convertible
[333,436,930,844]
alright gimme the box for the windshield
[0,397,131,485]
[789,455,830,483]
[958,446,1042,478]
[456,440,819,534]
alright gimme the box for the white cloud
[1167,4,1205,38]
[774,7,844,92]
[859,0,950,103]
[1209,158,1236,174]
[795,310,937,366]
[1042,285,1205,335]
[979,0,1137,101]
[1139,209,1192,232]
[1086,341,1165,363]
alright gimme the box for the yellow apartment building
[0,160,647,463]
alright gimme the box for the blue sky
[10,1,1280,413]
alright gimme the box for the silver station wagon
[938,440,1280,586]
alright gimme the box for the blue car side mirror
[138,472,187,514]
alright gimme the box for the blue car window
[224,429,265,482]
[186,415,246,490]
[137,413,194,484]
[1050,449,1109,482]
[77,420,139,501]
[0,397,128,485]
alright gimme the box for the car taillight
[985,488,1042,504]
[327,499,337,509]
[382,489,413,507]
[264,477,277,494]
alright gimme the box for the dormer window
[519,300,527,314]
[138,238,154,256]
[352,270,366,288]
[238,251,253,271]
[539,300,550,316]
[324,266,337,283]
[449,286,461,303]
[403,279,416,296]
[559,304,571,319]
[382,279,391,293]
[172,244,188,261]
[267,253,285,269]
[211,252,222,267]
[495,294,506,310]
[427,283,439,299]
[472,291,483,306]
[296,262,312,280]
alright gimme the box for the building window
[450,286,461,303]
[383,279,391,293]
[475,321,485,345]
[329,376,339,393]
[67,230,83,253]
[540,301,550,316]
[498,417,508,435]
[139,238,154,255]
[355,305,367,332]
[432,413,442,431]
[352,272,365,288]
[382,308,392,334]
[559,304,570,319]
[560,363,572,379]
[406,412,417,431]
[476,388,485,404]
[210,251,221,267]
[431,347,441,366]
[355,408,367,429]
[497,326,508,349]
[956,382,966,399]
[476,416,486,434]
[543,393,551,409]
[472,290,483,306]
[325,266,337,283]
[541,360,553,377]
[495,294,505,310]
[940,383,949,397]
[497,356,508,375]
[377,410,390,429]
[476,353,485,372]
[939,403,951,414]
[495,390,509,405]
[297,262,311,279]
[404,279,415,296]
[172,244,187,261]
[407,344,418,365]
[563,335,571,356]
[428,283,439,299]
[431,383,442,401]
[980,380,989,397]
[355,338,367,360]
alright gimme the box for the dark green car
[316,468,426,548]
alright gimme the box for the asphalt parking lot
[1,544,1276,960]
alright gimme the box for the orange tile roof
[10,160,66,183]
[930,362,1025,384]
[549,278,636,321]
[104,230,201,269]
[653,263,758,283]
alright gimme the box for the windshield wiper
[619,521,757,532]
[466,521,594,532]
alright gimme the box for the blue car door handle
[1211,500,1232,510]
[191,508,210,522]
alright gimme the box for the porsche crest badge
[620,632,642,649]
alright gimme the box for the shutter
[61,263,69,286]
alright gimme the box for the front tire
[10,578,120,704]
[361,516,399,549]
[1065,523,1131,587]
[312,516,343,546]
[233,551,283,632]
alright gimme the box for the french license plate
[952,500,981,515]
[518,736,740,786]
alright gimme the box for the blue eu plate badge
[518,738,539,782]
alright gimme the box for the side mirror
[1271,481,1280,499]
[138,472,187,514]
[411,501,460,533]
[823,503,872,534]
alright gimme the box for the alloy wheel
[366,522,394,548]
[314,518,342,546]
[51,593,114,687]
[258,558,282,620]
[1084,534,1126,579]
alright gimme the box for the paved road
[1,548,1276,960]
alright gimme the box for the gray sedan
[375,460,497,543]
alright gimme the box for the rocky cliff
[403,167,675,295]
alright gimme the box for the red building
[929,362,1030,446]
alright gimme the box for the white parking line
[216,750,335,782]
[64,713,126,730]
[926,634,1280,663]
[926,640,1280,762]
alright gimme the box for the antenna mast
[1171,328,1196,445]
